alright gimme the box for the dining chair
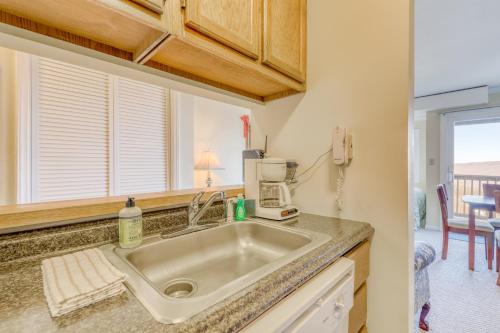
[484,184,500,230]
[482,183,500,198]
[494,191,500,286]
[496,232,500,286]
[437,184,494,261]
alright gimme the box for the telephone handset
[333,127,353,166]
[332,127,353,211]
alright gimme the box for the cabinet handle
[180,0,186,9]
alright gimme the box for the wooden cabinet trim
[349,283,368,333]
[179,30,304,91]
[0,186,243,232]
[0,0,166,54]
[345,240,369,333]
[133,31,171,63]
[151,34,305,99]
[95,0,166,31]
[345,240,370,291]
[129,0,165,15]
[0,10,133,61]
[145,59,264,101]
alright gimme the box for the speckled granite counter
[0,214,373,333]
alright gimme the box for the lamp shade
[194,150,224,170]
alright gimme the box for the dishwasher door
[284,265,354,333]
[242,258,355,333]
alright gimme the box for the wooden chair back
[495,191,500,214]
[482,183,500,198]
[437,184,449,229]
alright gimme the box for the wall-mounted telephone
[333,127,353,166]
[332,127,353,211]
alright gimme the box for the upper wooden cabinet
[0,0,307,102]
[149,0,306,100]
[263,0,307,82]
[183,0,260,59]
[0,0,168,60]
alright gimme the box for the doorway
[441,107,500,217]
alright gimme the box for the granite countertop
[0,214,373,333]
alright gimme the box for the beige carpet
[415,230,500,333]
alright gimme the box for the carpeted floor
[415,230,500,333]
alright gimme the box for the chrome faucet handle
[220,192,229,219]
[188,191,226,227]
[188,191,205,226]
[190,191,205,212]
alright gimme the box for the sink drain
[163,279,197,298]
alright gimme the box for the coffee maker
[244,156,300,220]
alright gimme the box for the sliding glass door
[441,107,500,217]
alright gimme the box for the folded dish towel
[41,248,126,317]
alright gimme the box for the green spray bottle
[235,194,246,221]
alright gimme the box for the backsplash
[0,204,224,263]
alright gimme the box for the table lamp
[194,150,224,187]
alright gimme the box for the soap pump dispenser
[119,197,143,248]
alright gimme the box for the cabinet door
[263,0,307,82]
[184,0,260,59]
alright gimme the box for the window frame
[16,52,32,204]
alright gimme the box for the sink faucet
[161,191,226,239]
[188,191,226,227]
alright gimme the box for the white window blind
[28,57,171,203]
[32,58,110,202]
[114,78,169,195]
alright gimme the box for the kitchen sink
[101,219,331,324]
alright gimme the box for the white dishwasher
[242,258,355,333]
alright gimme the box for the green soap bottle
[235,194,246,221]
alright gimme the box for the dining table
[462,195,496,271]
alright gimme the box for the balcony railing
[453,174,500,217]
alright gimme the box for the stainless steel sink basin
[101,219,331,324]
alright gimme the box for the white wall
[193,95,249,188]
[175,91,250,189]
[0,47,17,205]
[489,90,500,105]
[252,1,413,332]
[425,111,441,229]
[414,119,427,190]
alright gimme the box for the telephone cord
[336,167,345,211]
[295,147,332,179]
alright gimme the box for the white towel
[41,248,127,317]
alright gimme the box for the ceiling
[415,0,500,97]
